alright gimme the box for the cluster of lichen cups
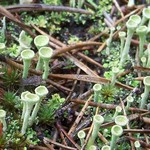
[76,84,132,150]
[21,85,48,135]
[115,8,150,109]
[20,34,53,80]
[118,9,150,67]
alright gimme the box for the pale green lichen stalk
[89,145,97,150]
[86,115,104,148]
[0,109,7,131]
[127,0,135,7]
[118,31,126,58]
[134,141,141,150]
[120,15,141,66]
[77,130,86,146]
[20,91,30,120]
[29,86,48,126]
[115,115,128,126]
[21,93,40,135]
[140,7,150,26]
[38,47,53,80]
[140,76,150,109]
[34,35,49,71]
[146,44,150,68]
[106,27,115,55]
[110,125,123,150]
[125,95,134,111]
[93,84,102,103]
[111,67,119,85]
[21,49,35,79]
[141,56,147,67]
[112,106,122,120]
[19,30,32,52]
[136,26,147,58]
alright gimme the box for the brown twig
[68,95,92,136]
[49,74,134,90]
[66,68,81,101]
[5,4,92,14]
[113,0,124,18]
[98,132,109,144]
[70,99,148,113]
[56,121,68,146]
[43,137,77,150]
[29,144,50,150]
[56,121,80,149]
[43,140,55,150]
[52,42,101,57]
[123,129,150,134]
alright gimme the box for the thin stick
[29,144,50,150]
[56,121,80,149]
[123,129,150,134]
[113,0,124,18]
[68,95,92,136]
[70,99,148,113]
[44,137,77,150]
[43,140,55,150]
[98,132,109,144]
[5,4,92,14]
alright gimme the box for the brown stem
[5,4,92,14]
[123,129,150,134]
[56,122,80,149]
[70,99,148,113]
[68,95,92,136]
[43,137,77,150]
